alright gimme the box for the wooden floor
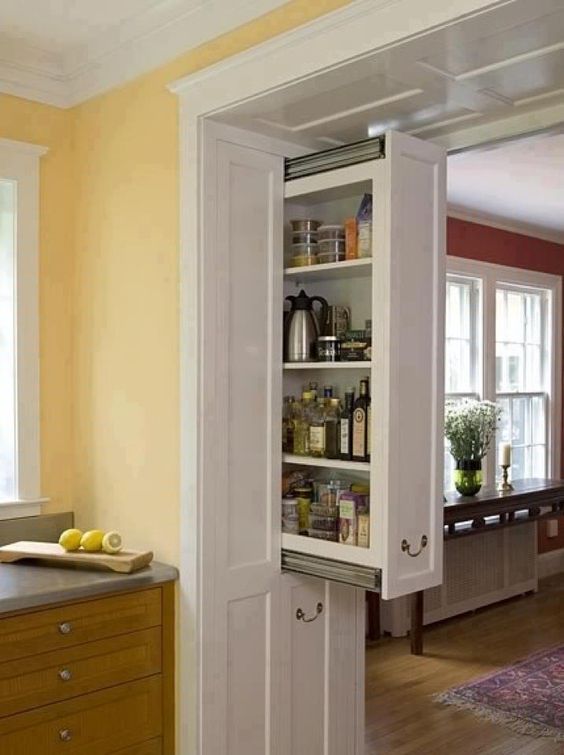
[365,575,564,754]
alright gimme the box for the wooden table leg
[366,592,380,641]
[410,590,424,655]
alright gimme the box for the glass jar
[454,459,483,496]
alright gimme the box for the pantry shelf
[284,362,371,370]
[284,258,372,282]
[282,454,370,472]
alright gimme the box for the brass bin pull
[401,534,428,558]
[296,602,323,623]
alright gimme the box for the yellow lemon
[102,531,123,555]
[80,530,105,552]
[58,529,83,552]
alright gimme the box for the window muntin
[0,179,16,501]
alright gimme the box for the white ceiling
[447,133,564,243]
[213,0,564,242]
[0,0,288,106]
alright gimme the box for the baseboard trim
[538,549,564,579]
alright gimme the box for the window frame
[0,138,47,519]
[446,256,562,486]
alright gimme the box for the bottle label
[340,420,349,455]
[309,426,325,453]
[352,408,366,458]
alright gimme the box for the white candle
[499,442,511,466]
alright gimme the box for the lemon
[58,529,83,552]
[102,531,123,555]
[80,529,105,552]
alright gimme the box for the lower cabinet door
[0,676,162,754]
[111,738,162,754]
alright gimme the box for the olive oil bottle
[352,378,370,462]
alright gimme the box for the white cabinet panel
[201,122,363,755]
[377,131,446,599]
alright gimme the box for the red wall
[447,217,564,554]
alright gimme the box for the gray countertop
[0,561,178,615]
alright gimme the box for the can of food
[317,335,340,362]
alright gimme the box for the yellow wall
[1,0,351,564]
[0,95,74,514]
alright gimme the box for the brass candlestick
[497,464,514,492]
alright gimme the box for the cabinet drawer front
[0,589,161,662]
[0,676,162,754]
[0,627,161,717]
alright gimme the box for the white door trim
[171,2,544,752]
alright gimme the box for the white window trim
[447,255,562,484]
[0,138,48,519]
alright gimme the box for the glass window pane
[531,396,546,445]
[525,345,541,391]
[0,179,16,501]
[526,293,541,345]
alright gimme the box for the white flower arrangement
[444,399,502,462]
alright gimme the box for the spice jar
[317,335,340,362]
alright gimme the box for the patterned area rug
[434,645,564,742]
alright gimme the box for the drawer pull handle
[401,535,428,558]
[59,729,72,742]
[58,622,72,635]
[59,668,72,682]
[296,602,323,623]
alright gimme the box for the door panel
[376,130,446,599]
[201,127,285,755]
[201,122,364,755]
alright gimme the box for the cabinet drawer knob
[58,622,72,635]
[59,729,72,742]
[401,535,428,557]
[58,668,72,682]
[296,602,323,623]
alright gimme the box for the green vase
[454,459,483,496]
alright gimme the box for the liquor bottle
[365,377,371,463]
[324,398,341,459]
[309,399,326,458]
[340,388,355,461]
[293,391,314,456]
[282,395,297,453]
[308,381,318,401]
[352,378,370,462]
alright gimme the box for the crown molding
[448,208,564,246]
[0,0,289,108]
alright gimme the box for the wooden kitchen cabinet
[0,583,174,754]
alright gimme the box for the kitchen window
[445,258,561,491]
[0,139,46,518]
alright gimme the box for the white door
[199,121,364,755]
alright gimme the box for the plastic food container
[291,242,319,267]
[314,480,348,508]
[307,528,338,542]
[290,219,322,233]
[282,497,298,518]
[282,518,300,534]
[317,250,345,264]
[318,224,345,240]
[309,514,338,532]
[292,231,318,245]
[318,239,346,256]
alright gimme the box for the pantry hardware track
[282,550,381,591]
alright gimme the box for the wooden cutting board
[0,541,153,574]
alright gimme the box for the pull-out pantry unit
[280,131,446,600]
[195,122,446,753]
